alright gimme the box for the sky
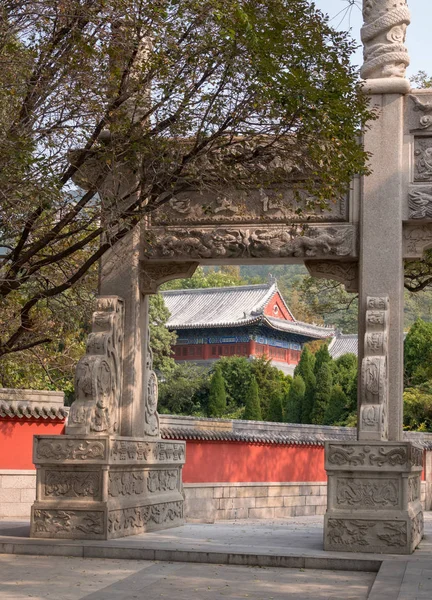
[315,0,430,78]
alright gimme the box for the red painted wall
[182,440,326,483]
[264,292,294,321]
[0,418,65,469]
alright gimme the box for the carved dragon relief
[143,225,356,261]
[66,296,125,436]
[359,297,389,441]
[361,0,411,80]
[305,261,359,293]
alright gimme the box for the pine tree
[323,384,348,425]
[294,347,316,424]
[208,366,227,417]
[311,362,333,424]
[268,389,284,422]
[313,344,332,376]
[244,376,262,421]
[285,375,305,423]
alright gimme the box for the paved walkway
[1,515,432,599]
[0,555,375,600]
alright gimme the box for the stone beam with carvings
[305,261,358,293]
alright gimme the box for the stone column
[324,0,424,555]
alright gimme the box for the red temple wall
[0,418,65,469]
[264,292,294,321]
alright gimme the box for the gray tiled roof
[328,333,358,359]
[0,401,68,420]
[162,283,333,339]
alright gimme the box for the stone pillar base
[30,435,185,540]
[323,441,424,555]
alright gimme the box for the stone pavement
[1,514,432,599]
[0,555,375,600]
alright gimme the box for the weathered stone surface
[324,441,424,555]
[31,435,185,540]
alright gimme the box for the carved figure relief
[336,478,398,508]
[360,0,411,80]
[36,439,105,462]
[45,471,100,498]
[67,296,125,435]
[408,187,432,219]
[414,138,432,182]
[359,296,389,441]
[144,226,356,261]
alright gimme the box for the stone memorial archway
[31,0,432,552]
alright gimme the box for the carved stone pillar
[323,0,424,555]
[30,237,197,539]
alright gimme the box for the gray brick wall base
[184,481,432,522]
[0,471,36,519]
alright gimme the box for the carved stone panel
[110,440,152,463]
[409,95,432,131]
[44,471,101,500]
[32,509,104,539]
[359,296,389,441]
[109,471,145,497]
[143,225,357,262]
[151,189,348,226]
[360,0,410,80]
[326,442,423,472]
[403,223,432,258]
[408,186,432,219]
[108,500,183,538]
[335,477,399,509]
[305,261,358,293]
[35,438,107,463]
[414,138,432,182]
[326,518,408,552]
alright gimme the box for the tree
[148,294,177,375]
[162,266,245,291]
[0,0,372,362]
[403,385,432,432]
[323,384,348,425]
[311,362,333,424]
[313,343,333,376]
[404,319,432,387]
[268,390,284,422]
[158,363,210,415]
[250,355,289,419]
[294,347,316,423]
[217,356,253,412]
[208,365,227,417]
[285,375,305,423]
[332,353,358,414]
[244,376,262,421]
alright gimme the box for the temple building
[162,279,334,375]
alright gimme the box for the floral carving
[67,296,125,435]
[360,0,411,79]
[410,95,432,130]
[109,471,145,497]
[36,439,105,462]
[336,478,398,508]
[45,471,100,498]
[108,501,183,534]
[32,509,104,536]
[147,470,178,493]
